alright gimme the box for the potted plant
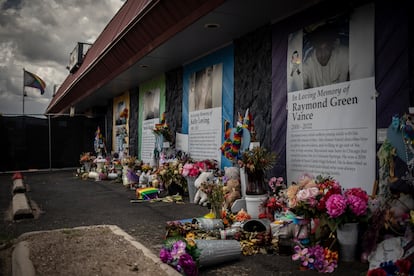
[80,152,95,172]
[238,146,277,218]
[239,146,277,195]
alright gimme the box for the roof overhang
[46,0,325,115]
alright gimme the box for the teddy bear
[194,171,214,206]
[223,166,241,210]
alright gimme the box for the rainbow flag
[136,187,159,200]
[24,70,46,95]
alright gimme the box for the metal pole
[104,114,109,156]
[22,69,25,115]
[48,114,52,171]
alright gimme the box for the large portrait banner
[140,87,161,165]
[138,75,165,164]
[188,63,223,162]
[286,4,376,192]
[113,92,130,158]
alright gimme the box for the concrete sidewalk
[12,225,180,276]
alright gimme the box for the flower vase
[245,194,268,219]
[185,176,197,203]
[96,161,105,172]
[245,170,267,219]
[294,218,311,246]
[239,167,247,198]
[336,222,359,262]
[195,239,241,267]
[246,170,267,195]
[83,161,92,172]
[211,203,222,219]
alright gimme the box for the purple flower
[308,245,324,261]
[292,246,308,261]
[326,194,347,218]
[313,259,325,272]
[159,248,173,263]
[171,240,187,259]
[301,255,314,267]
[178,253,198,276]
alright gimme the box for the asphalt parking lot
[0,170,368,275]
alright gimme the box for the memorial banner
[286,4,375,192]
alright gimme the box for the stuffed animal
[223,167,241,210]
[139,171,150,187]
[194,171,214,206]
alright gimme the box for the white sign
[141,118,158,164]
[189,108,222,165]
[176,132,189,152]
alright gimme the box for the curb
[12,179,26,193]
[12,193,33,220]
[11,172,34,220]
[12,225,180,276]
[12,241,35,276]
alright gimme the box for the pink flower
[325,194,347,218]
[181,163,193,177]
[296,187,319,201]
[298,174,316,187]
[345,188,369,203]
[292,246,308,261]
[347,195,367,216]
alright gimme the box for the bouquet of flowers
[292,244,338,273]
[286,174,369,229]
[157,161,187,191]
[320,185,369,230]
[153,113,173,142]
[259,177,287,221]
[367,259,413,276]
[121,156,137,168]
[79,152,95,164]
[286,174,321,219]
[181,159,218,178]
[239,146,277,195]
[239,146,277,175]
[159,235,201,276]
[200,179,224,218]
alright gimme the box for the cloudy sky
[0,0,125,116]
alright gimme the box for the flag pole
[22,68,25,115]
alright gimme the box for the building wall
[165,67,184,145]
[108,0,413,174]
[129,88,139,157]
[234,25,273,150]
[106,98,113,153]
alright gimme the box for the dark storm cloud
[0,0,124,115]
[1,0,23,10]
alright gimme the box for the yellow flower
[186,232,195,239]
[185,233,196,247]
[324,248,338,261]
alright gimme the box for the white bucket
[192,218,224,230]
[245,194,267,219]
[337,222,359,262]
[195,239,241,267]
[239,167,247,198]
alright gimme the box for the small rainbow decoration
[136,187,159,200]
